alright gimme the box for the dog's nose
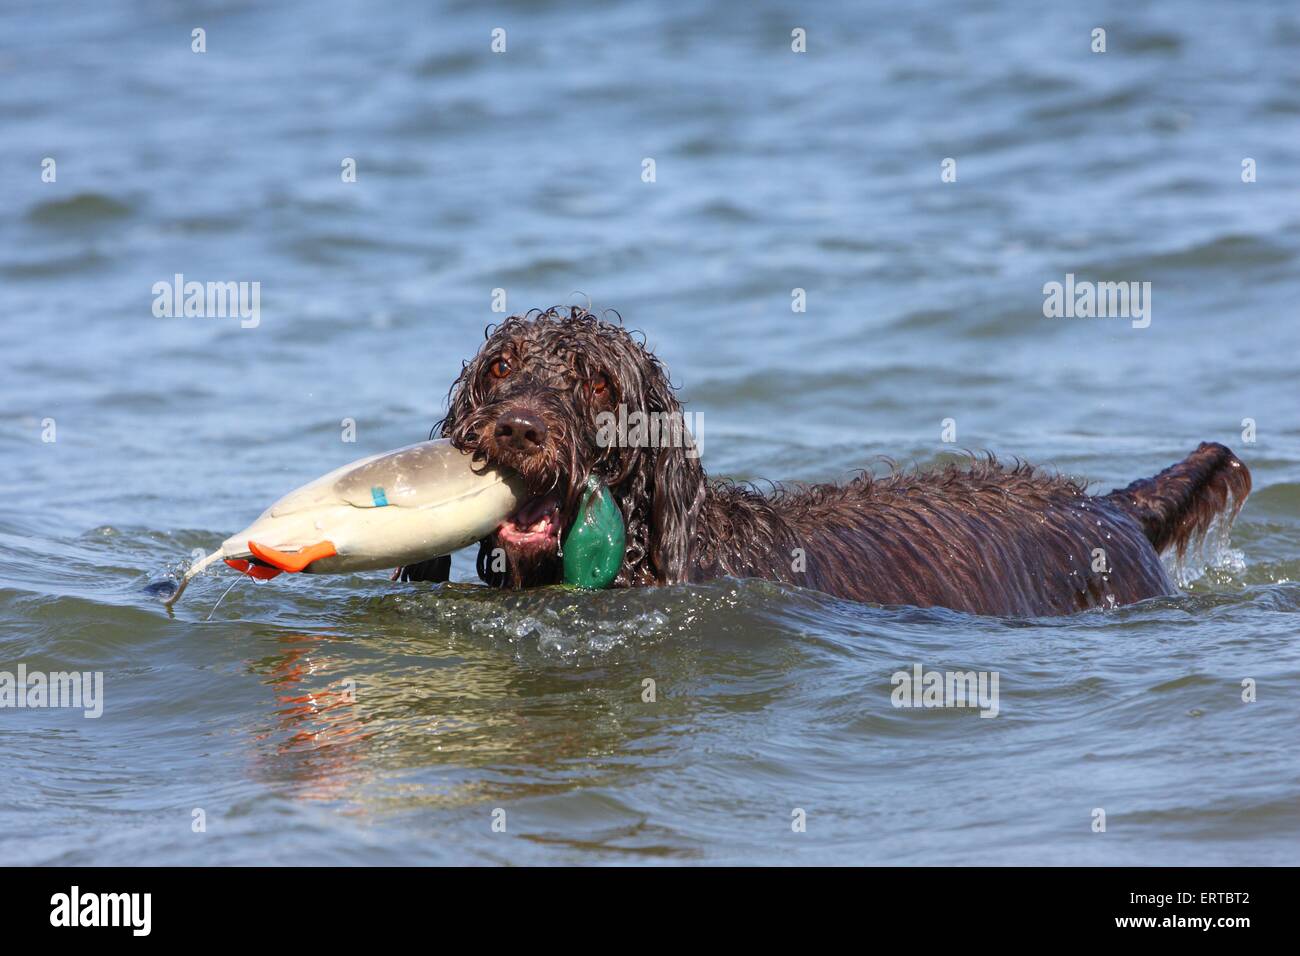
[494,410,548,453]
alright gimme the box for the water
[2,0,1298,864]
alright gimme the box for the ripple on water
[24,192,135,226]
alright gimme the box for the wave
[25,192,135,226]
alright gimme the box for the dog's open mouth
[496,492,562,556]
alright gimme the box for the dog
[396,307,1251,616]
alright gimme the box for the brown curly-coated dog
[397,307,1250,616]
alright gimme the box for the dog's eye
[489,358,511,380]
[590,374,609,396]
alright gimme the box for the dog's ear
[436,360,475,440]
[649,444,706,583]
[639,361,707,584]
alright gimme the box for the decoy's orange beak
[224,540,337,579]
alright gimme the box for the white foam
[1161,493,1247,587]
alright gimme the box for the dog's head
[438,306,705,587]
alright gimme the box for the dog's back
[697,444,1250,616]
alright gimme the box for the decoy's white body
[162,440,525,605]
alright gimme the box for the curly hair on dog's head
[396,305,1251,618]
[430,306,705,588]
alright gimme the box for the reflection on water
[246,588,698,813]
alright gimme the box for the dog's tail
[1106,442,1251,560]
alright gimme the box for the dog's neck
[687,482,807,584]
